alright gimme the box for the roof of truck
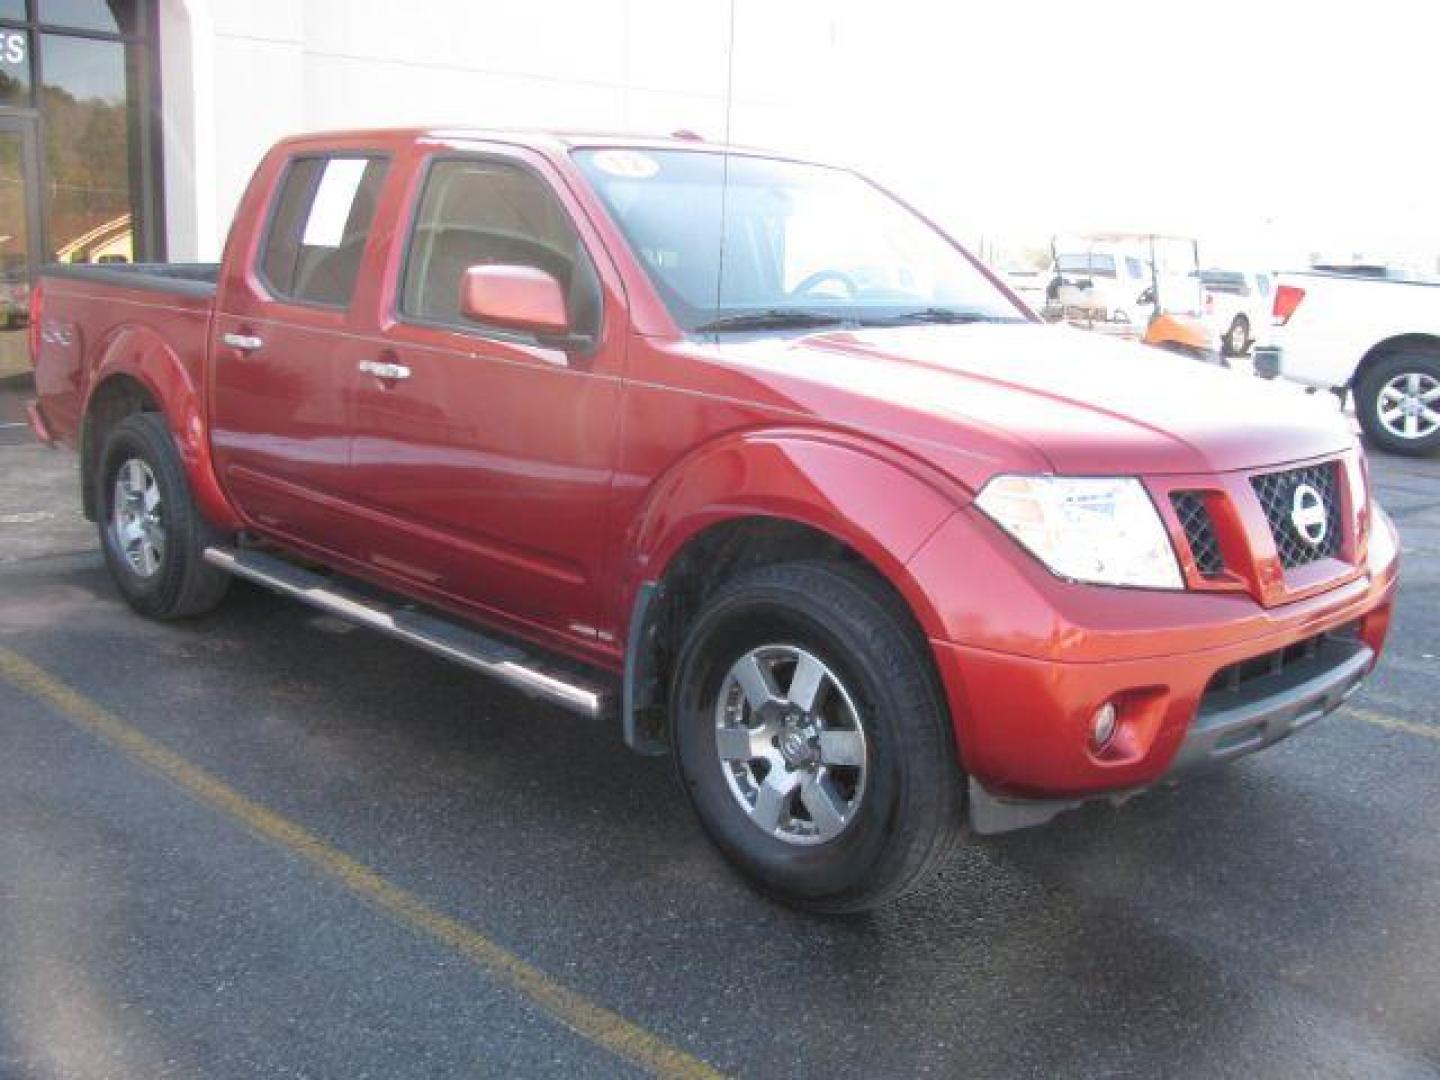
[283,126,764,153]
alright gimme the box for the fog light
[1090,702,1119,750]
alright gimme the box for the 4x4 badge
[1290,483,1328,547]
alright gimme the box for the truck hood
[722,323,1354,481]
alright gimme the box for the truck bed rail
[40,261,220,300]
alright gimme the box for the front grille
[1171,492,1225,577]
[1250,462,1343,569]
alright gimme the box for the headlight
[974,475,1183,589]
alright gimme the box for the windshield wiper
[693,309,850,333]
[864,308,1020,326]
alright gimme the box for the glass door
[0,114,40,379]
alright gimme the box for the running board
[203,546,609,718]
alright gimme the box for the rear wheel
[670,561,964,913]
[98,413,231,618]
[1355,350,1440,456]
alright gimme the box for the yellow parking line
[1346,704,1440,741]
[0,647,726,1080]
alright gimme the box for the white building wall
[158,0,841,260]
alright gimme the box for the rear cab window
[260,155,389,309]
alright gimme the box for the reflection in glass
[0,1,28,21]
[37,0,135,35]
[0,130,33,377]
[41,32,139,263]
[575,149,1022,332]
[0,26,30,107]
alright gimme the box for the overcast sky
[727,0,1438,270]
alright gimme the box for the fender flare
[616,427,969,751]
[82,324,242,531]
[623,426,968,634]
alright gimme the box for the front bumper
[919,503,1399,833]
[963,630,1376,834]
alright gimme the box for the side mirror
[459,265,569,336]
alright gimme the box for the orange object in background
[1144,310,1215,359]
[1047,232,1221,363]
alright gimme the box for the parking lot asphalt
[1,375,1438,1079]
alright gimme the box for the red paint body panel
[31,277,243,531]
[28,127,1400,802]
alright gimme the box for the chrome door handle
[358,359,412,381]
[222,332,263,353]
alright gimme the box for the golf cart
[1044,232,1219,362]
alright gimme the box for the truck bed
[33,262,219,448]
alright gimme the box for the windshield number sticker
[591,150,660,179]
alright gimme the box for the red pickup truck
[27,129,1398,911]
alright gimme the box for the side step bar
[203,547,610,718]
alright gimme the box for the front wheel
[670,561,964,913]
[1355,351,1440,456]
[1224,315,1249,357]
[98,412,231,618]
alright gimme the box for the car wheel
[1355,350,1440,456]
[670,560,964,913]
[98,412,231,618]
[1225,316,1249,357]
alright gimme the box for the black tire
[670,560,964,913]
[1355,349,1440,457]
[1224,315,1249,357]
[97,412,231,618]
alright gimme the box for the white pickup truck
[1254,270,1440,456]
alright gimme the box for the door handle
[222,332,263,354]
[358,359,412,381]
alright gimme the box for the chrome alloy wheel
[713,644,868,846]
[111,457,166,578]
[1378,371,1440,441]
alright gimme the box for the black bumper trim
[1165,638,1372,773]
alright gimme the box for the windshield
[1055,253,1116,277]
[572,148,1025,332]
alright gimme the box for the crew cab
[1255,268,1440,456]
[26,129,1398,912]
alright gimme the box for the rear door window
[260,155,389,309]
